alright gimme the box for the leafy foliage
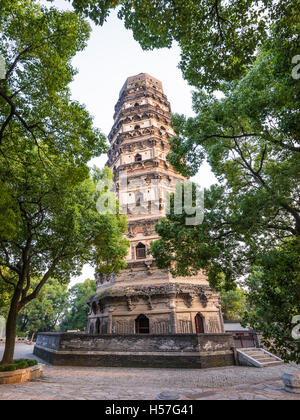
[0,1,129,365]
[0,0,106,165]
[94,167,129,275]
[243,238,300,363]
[221,288,247,321]
[16,278,69,336]
[151,18,300,289]
[60,279,96,332]
[0,268,13,318]
[0,358,37,372]
[59,0,298,91]
[147,3,299,360]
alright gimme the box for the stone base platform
[34,332,235,369]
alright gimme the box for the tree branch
[0,267,16,289]
[4,46,33,81]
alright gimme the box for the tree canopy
[148,3,299,360]
[17,278,69,336]
[0,144,128,364]
[0,0,105,163]
[243,238,300,363]
[57,0,298,90]
[60,279,96,332]
[0,267,13,318]
[151,17,300,289]
[221,288,247,321]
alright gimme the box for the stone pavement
[0,344,299,400]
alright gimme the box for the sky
[44,1,217,285]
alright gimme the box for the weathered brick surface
[34,332,235,368]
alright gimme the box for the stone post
[108,309,114,334]
[169,297,177,333]
[219,306,225,333]
[190,312,196,334]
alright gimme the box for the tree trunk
[0,304,18,365]
[20,315,28,332]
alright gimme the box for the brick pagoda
[87,73,225,336]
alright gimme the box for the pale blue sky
[42,1,217,284]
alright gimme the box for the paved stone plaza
[0,344,299,400]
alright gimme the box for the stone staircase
[237,347,284,368]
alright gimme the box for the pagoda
[87,73,225,336]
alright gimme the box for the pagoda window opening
[135,153,142,162]
[134,125,140,130]
[136,242,146,259]
[135,192,143,207]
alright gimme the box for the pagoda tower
[87,73,225,336]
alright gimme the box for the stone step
[256,358,278,363]
[242,348,263,352]
[245,352,280,359]
[237,347,284,368]
[243,352,271,357]
[243,352,265,357]
[245,353,264,357]
[253,354,275,358]
[244,354,281,363]
[254,354,274,358]
[260,361,284,367]
[241,348,261,351]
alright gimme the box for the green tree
[0,1,129,365]
[94,167,129,275]
[0,0,105,166]
[221,288,247,321]
[149,8,299,360]
[243,238,300,363]
[17,278,69,336]
[151,18,299,289]
[60,279,96,332]
[0,268,13,318]
[0,149,128,365]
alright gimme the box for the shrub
[0,364,17,372]
[0,359,38,372]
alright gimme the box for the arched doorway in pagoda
[135,314,150,334]
[195,313,205,334]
